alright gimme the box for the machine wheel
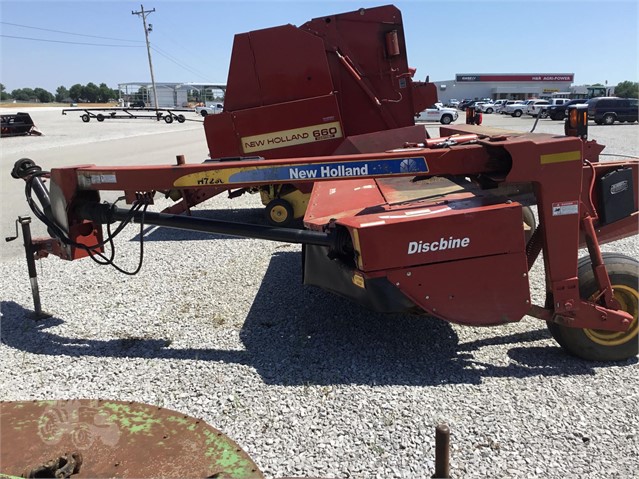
[96,114,105,122]
[200,110,208,117]
[602,114,615,125]
[539,110,548,119]
[522,206,536,243]
[265,199,294,226]
[546,253,638,361]
[440,114,453,125]
[81,114,90,123]
[177,114,186,123]
[513,110,523,117]
[485,107,494,114]
[164,115,174,124]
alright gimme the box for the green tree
[0,83,11,101]
[69,84,83,101]
[33,88,54,103]
[56,85,69,102]
[135,86,147,102]
[614,81,639,98]
[82,82,99,102]
[97,83,117,102]
[11,88,35,101]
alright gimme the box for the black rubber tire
[164,115,174,124]
[522,206,536,244]
[546,253,638,361]
[513,110,523,117]
[200,110,208,117]
[177,114,186,123]
[440,114,453,125]
[539,110,548,119]
[265,199,294,227]
[485,108,493,114]
[81,114,90,123]
[96,114,105,122]
[603,114,615,125]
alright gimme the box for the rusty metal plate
[0,400,263,478]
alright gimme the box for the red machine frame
[14,124,637,338]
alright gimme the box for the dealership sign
[456,74,574,82]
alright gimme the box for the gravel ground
[1,110,638,478]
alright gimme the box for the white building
[436,73,575,103]
[118,82,226,108]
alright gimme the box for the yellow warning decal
[174,168,239,187]
[241,121,343,153]
[540,150,581,164]
[352,273,365,289]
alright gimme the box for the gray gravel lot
[1,108,638,478]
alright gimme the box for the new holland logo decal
[173,157,429,187]
[241,122,343,154]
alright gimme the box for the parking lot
[1,108,638,478]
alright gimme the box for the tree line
[2,81,636,103]
[614,81,639,98]
[0,82,120,103]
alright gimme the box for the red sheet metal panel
[302,5,425,136]
[206,5,438,161]
[331,125,428,155]
[224,24,334,111]
[342,198,526,273]
[304,176,473,226]
[387,252,531,326]
[206,94,343,159]
[374,176,471,205]
[304,178,386,226]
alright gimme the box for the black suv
[545,98,588,121]
[587,97,638,125]
[457,99,474,110]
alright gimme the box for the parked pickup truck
[195,103,224,116]
[416,104,459,124]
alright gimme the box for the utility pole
[132,4,158,113]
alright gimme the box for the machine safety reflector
[540,150,581,164]
[352,273,365,288]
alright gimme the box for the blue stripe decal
[227,157,428,183]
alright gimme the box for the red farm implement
[162,5,437,223]
[7,5,639,363]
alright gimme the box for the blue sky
[1,0,637,93]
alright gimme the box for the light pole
[132,4,159,113]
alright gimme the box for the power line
[151,46,212,82]
[0,21,142,43]
[0,34,144,47]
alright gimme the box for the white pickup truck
[416,104,459,124]
[195,103,224,117]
